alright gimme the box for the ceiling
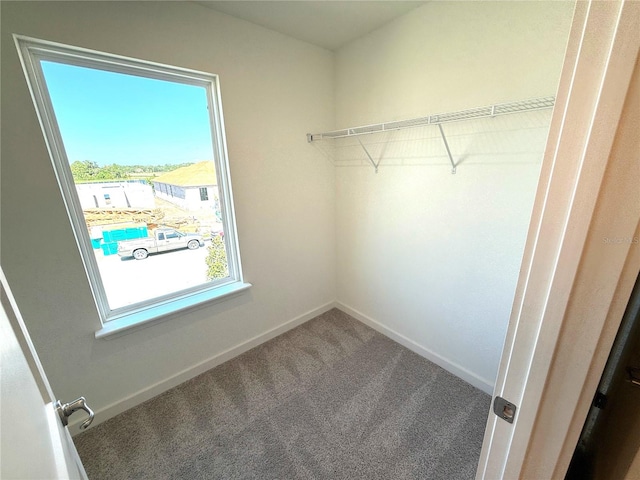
[195,1,427,51]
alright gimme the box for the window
[200,187,209,201]
[16,36,249,337]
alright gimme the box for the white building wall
[185,186,216,211]
[154,182,186,209]
[124,182,156,209]
[155,183,217,211]
[76,182,155,209]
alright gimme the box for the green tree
[69,160,194,183]
[95,163,130,180]
[70,160,100,182]
[205,235,228,280]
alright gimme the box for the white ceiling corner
[194,1,427,51]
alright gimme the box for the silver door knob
[55,397,94,430]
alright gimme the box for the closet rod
[306,96,556,142]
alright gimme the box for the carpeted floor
[74,308,490,479]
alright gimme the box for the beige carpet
[75,308,490,479]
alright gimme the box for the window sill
[95,281,252,339]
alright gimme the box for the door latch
[55,396,95,430]
[493,396,517,424]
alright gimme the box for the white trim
[69,301,337,435]
[477,1,640,478]
[74,299,499,435]
[13,35,246,329]
[95,281,252,339]
[12,34,217,86]
[336,302,494,394]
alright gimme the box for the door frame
[477,0,640,478]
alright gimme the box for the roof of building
[153,161,217,187]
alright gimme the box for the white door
[0,268,90,479]
[477,0,640,478]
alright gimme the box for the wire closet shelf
[306,96,556,142]
[307,95,555,174]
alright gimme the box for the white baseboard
[71,300,493,435]
[70,301,337,435]
[335,302,495,395]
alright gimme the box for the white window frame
[14,35,250,338]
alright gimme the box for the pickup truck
[117,228,204,260]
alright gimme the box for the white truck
[117,228,204,260]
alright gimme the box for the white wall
[76,182,155,209]
[333,1,575,392]
[184,185,214,212]
[1,0,575,430]
[154,183,216,211]
[1,1,335,429]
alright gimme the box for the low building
[75,180,155,209]
[153,161,218,212]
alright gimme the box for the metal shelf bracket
[354,133,381,173]
[437,124,456,174]
[306,96,556,174]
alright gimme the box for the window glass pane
[40,61,230,311]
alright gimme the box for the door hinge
[493,396,517,424]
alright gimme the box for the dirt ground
[154,197,221,236]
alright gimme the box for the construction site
[79,162,222,256]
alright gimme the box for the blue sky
[41,61,214,166]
